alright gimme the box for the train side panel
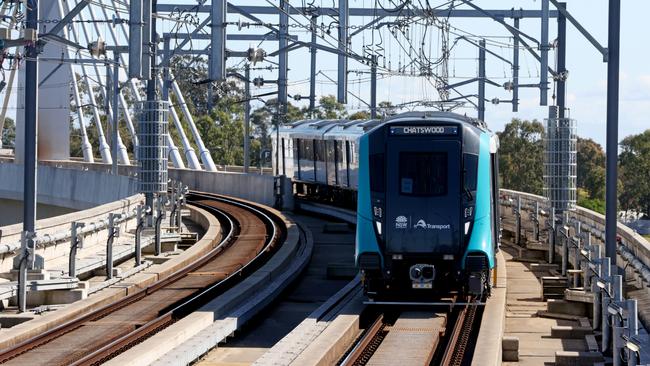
[463,132,496,269]
[355,133,384,268]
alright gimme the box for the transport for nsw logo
[395,216,408,229]
[414,219,428,229]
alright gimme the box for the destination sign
[390,125,458,136]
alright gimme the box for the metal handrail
[0,209,137,255]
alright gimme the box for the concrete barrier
[33,160,293,210]
[500,189,650,273]
[0,162,137,210]
[471,251,507,366]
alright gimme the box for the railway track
[0,193,285,366]
[339,296,481,366]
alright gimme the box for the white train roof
[275,118,383,140]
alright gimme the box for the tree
[577,138,606,199]
[349,110,370,120]
[619,130,650,216]
[315,95,346,119]
[378,101,397,117]
[249,98,305,156]
[497,118,545,195]
[2,117,15,147]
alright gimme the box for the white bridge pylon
[11,0,216,171]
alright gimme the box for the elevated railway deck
[0,193,286,365]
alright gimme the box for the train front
[356,112,493,300]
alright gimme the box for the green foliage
[577,138,606,199]
[497,118,545,195]
[579,197,606,214]
[70,116,135,160]
[378,101,396,117]
[315,95,346,119]
[577,188,605,214]
[619,130,650,215]
[2,117,15,147]
[349,110,370,120]
[250,97,305,157]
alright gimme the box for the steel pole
[337,0,348,103]
[19,0,39,313]
[142,0,152,80]
[512,18,520,112]
[244,64,251,173]
[370,55,377,119]
[129,0,143,79]
[145,0,158,225]
[557,2,567,118]
[278,0,288,116]
[112,52,120,175]
[478,39,486,121]
[605,0,620,263]
[309,15,317,116]
[540,0,549,106]
[209,0,226,81]
[277,0,289,177]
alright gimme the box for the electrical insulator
[503,81,514,91]
[247,47,266,65]
[88,37,106,57]
[253,77,264,87]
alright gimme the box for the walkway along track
[0,192,285,366]
[339,296,481,366]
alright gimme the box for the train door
[385,138,462,255]
[491,152,500,250]
[293,138,300,180]
[315,140,327,183]
[298,139,315,181]
[338,141,348,187]
[326,140,337,186]
[281,138,286,176]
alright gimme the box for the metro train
[273,111,500,299]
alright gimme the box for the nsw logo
[395,216,408,229]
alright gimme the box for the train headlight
[410,267,422,279]
[422,266,434,280]
[375,221,382,235]
[464,221,470,234]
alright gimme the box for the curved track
[0,193,285,366]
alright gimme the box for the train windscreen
[385,139,461,254]
[399,152,447,196]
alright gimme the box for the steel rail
[0,193,285,365]
[440,297,478,366]
[339,314,387,366]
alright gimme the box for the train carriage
[273,118,381,204]
[356,111,499,300]
[272,111,499,300]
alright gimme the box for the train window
[369,153,385,192]
[300,139,313,160]
[336,141,344,163]
[326,140,335,162]
[315,140,326,161]
[399,152,447,196]
[464,154,479,192]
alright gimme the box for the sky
[3,0,649,149]
[207,0,649,148]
